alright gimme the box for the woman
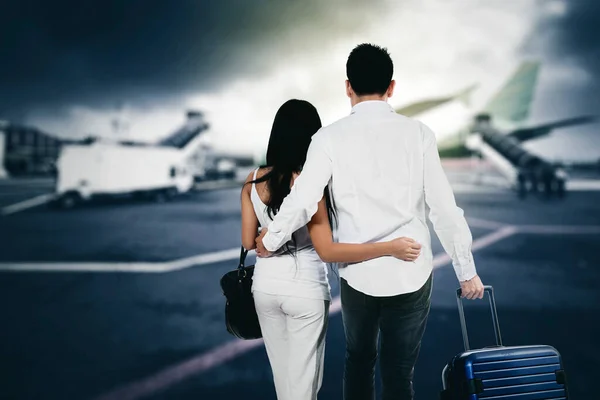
[240,99,421,400]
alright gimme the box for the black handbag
[219,246,262,340]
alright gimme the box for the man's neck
[351,94,388,107]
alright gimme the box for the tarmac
[1,164,599,399]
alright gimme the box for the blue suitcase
[440,286,569,399]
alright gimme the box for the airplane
[396,61,597,199]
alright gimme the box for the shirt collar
[350,100,394,115]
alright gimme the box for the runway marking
[93,227,517,400]
[450,178,600,193]
[567,179,600,191]
[0,193,55,216]
[472,226,518,250]
[465,217,510,230]
[94,339,264,400]
[4,222,599,273]
[0,262,167,273]
[0,190,52,197]
[0,249,257,273]
[165,248,250,272]
[516,225,600,234]
[449,184,507,194]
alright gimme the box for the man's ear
[387,80,396,98]
[345,80,353,98]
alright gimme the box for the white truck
[53,111,210,208]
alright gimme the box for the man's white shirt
[262,100,477,297]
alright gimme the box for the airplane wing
[507,115,597,142]
[395,84,477,117]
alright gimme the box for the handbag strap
[238,246,249,271]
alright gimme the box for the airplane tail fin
[483,61,540,124]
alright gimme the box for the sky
[1,0,599,161]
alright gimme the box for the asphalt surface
[1,170,599,400]
[0,178,55,209]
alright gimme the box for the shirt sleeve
[262,130,334,252]
[421,122,477,282]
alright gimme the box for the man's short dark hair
[346,43,393,96]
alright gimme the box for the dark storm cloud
[0,0,389,121]
[516,0,600,160]
[523,0,600,114]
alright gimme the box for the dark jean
[341,274,433,400]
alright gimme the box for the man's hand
[460,275,485,300]
[389,237,421,261]
[255,228,273,258]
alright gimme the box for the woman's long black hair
[249,99,337,234]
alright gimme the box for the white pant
[254,291,330,400]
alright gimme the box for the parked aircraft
[191,61,596,200]
[399,61,597,199]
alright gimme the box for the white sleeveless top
[250,168,331,301]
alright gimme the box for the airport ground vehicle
[53,111,209,208]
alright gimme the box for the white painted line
[471,226,518,250]
[517,225,600,234]
[3,222,594,274]
[451,178,600,193]
[0,191,51,197]
[0,224,552,274]
[166,248,255,271]
[0,262,167,273]
[94,339,264,400]
[450,184,506,194]
[566,179,600,191]
[466,217,509,230]
[0,249,256,273]
[1,193,55,216]
[93,227,518,400]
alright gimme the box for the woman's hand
[255,228,273,258]
[388,237,421,261]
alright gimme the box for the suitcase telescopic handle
[456,285,503,351]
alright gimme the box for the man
[256,43,485,399]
